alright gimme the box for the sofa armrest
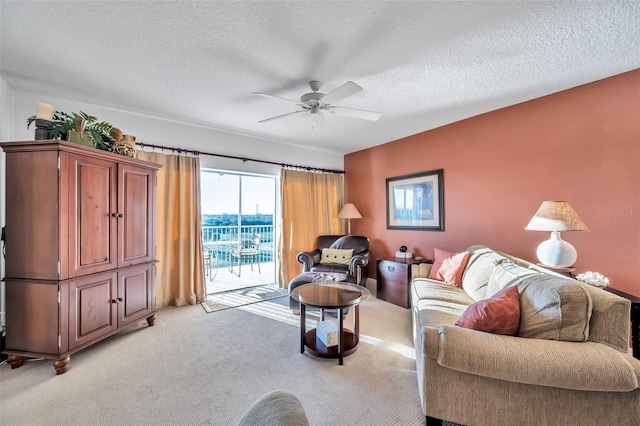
[296,249,321,272]
[432,324,640,392]
[411,263,433,279]
[349,253,369,273]
[349,252,369,286]
[237,390,309,426]
[422,326,441,361]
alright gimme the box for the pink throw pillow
[455,286,521,336]
[428,248,470,287]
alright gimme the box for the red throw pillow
[428,248,470,287]
[455,285,521,336]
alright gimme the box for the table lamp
[525,201,588,268]
[338,203,362,234]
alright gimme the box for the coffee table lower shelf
[303,328,359,359]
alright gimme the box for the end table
[536,263,575,278]
[605,287,639,360]
[377,257,432,308]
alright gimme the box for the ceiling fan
[253,80,381,126]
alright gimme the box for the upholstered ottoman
[288,271,355,310]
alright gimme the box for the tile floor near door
[205,261,277,294]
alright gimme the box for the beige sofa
[410,245,640,426]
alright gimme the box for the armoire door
[68,154,118,277]
[68,271,118,350]
[118,263,156,328]
[118,164,156,267]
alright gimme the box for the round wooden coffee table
[291,282,365,365]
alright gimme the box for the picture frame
[386,169,444,231]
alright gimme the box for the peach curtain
[278,169,344,288]
[136,150,205,307]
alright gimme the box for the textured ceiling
[1,1,639,155]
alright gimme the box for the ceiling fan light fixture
[311,112,326,130]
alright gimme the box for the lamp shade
[338,203,362,219]
[525,201,588,268]
[338,203,362,234]
[525,201,588,232]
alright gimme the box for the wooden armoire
[0,139,160,374]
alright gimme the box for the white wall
[10,89,344,175]
[0,78,13,328]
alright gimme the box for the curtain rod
[136,141,345,174]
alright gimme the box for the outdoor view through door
[201,171,278,294]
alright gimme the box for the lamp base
[536,231,577,268]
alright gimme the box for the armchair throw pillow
[455,285,521,336]
[320,248,353,265]
[428,248,470,287]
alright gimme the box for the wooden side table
[605,287,640,360]
[377,257,432,308]
[292,283,364,365]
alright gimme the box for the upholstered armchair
[296,235,370,286]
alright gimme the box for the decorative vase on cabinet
[0,139,161,375]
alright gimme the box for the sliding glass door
[201,170,278,293]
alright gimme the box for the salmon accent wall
[345,69,640,297]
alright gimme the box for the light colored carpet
[0,294,424,425]
[202,284,289,313]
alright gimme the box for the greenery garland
[27,110,119,152]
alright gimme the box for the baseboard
[0,329,6,362]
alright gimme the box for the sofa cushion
[310,264,349,274]
[319,248,353,265]
[436,325,640,392]
[412,278,475,328]
[485,261,541,298]
[517,274,593,342]
[428,248,470,287]
[455,285,521,336]
[461,247,509,301]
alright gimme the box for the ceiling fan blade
[253,92,300,104]
[258,110,307,123]
[320,81,362,105]
[311,112,327,130]
[329,106,381,121]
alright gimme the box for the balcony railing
[202,225,275,268]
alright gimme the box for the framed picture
[386,169,444,231]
